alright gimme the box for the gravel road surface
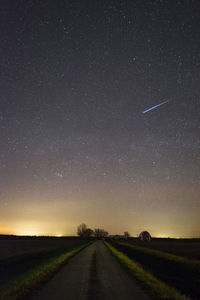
[30,241,150,300]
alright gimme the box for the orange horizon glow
[0,224,199,239]
[1,181,199,240]
[0,232,199,239]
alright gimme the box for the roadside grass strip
[117,241,200,268]
[112,241,199,299]
[105,242,192,300]
[0,242,90,300]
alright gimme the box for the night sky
[1,0,200,237]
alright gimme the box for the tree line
[77,223,131,239]
[77,223,108,238]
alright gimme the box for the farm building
[109,235,126,240]
[139,231,151,241]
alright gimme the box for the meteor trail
[142,100,170,114]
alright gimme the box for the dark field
[123,238,200,260]
[110,240,200,299]
[0,235,83,259]
[0,236,89,300]
[0,236,87,283]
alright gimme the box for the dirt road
[30,241,150,300]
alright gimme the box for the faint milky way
[0,0,200,237]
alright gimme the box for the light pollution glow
[1,181,199,238]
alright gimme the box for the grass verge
[105,242,192,300]
[0,242,90,300]
[110,241,199,299]
[116,241,200,268]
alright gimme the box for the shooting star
[142,100,170,114]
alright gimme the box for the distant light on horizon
[13,231,40,237]
[153,234,170,238]
[1,225,199,239]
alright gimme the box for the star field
[0,0,200,237]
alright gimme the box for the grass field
[107,240,200,299]
[0,236,90,300]
[105,242,191,300]
[0,235,84,259]
[123,238,200,260]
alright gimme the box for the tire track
[87,250,101,300]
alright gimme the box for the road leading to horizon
[30,241,150,300]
